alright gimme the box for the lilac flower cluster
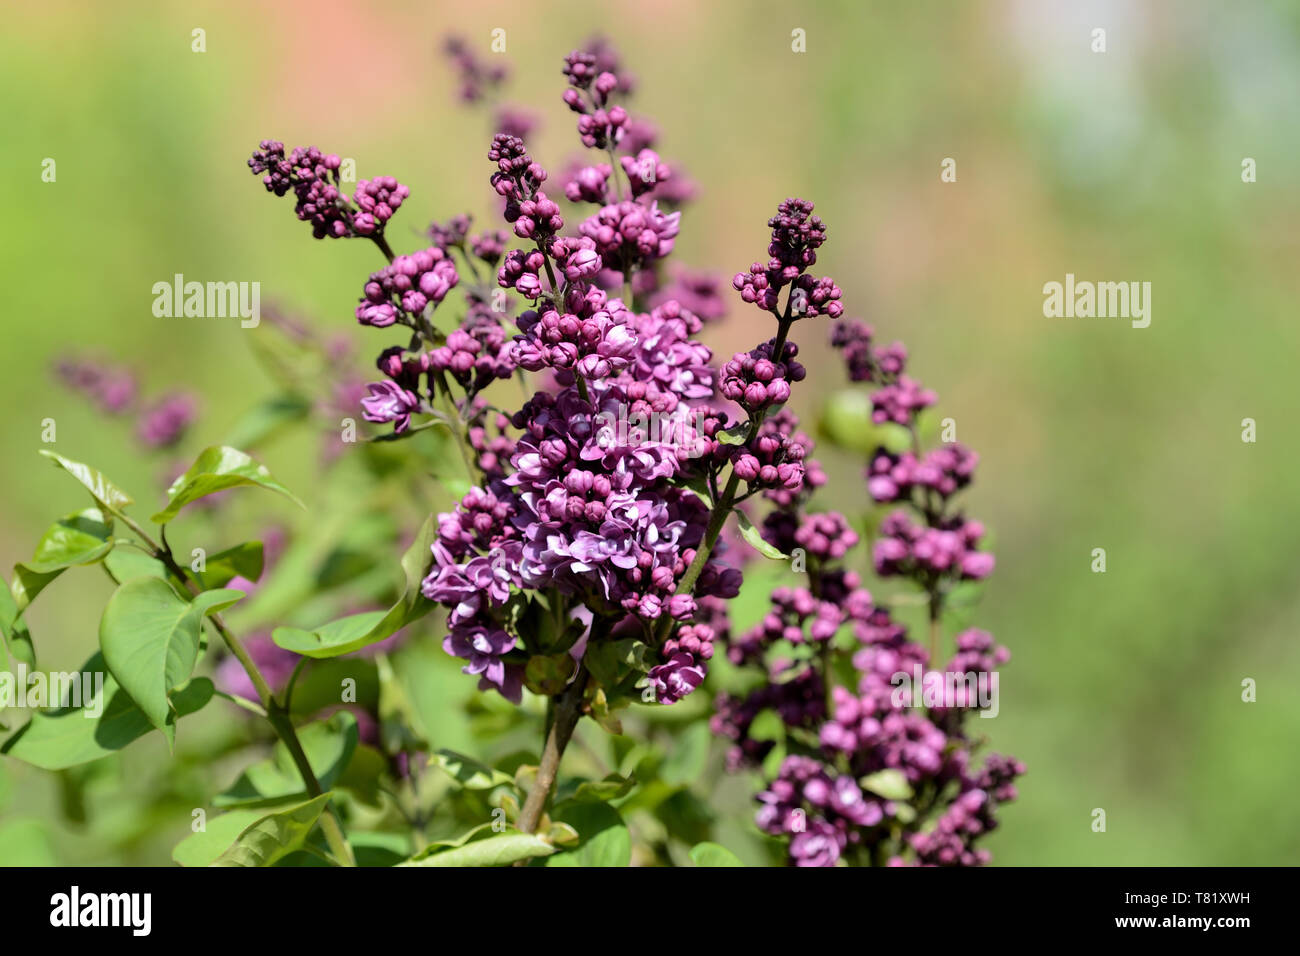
[489,134,564,242]
[873,511,995,582]
[248,141,408,242]
[732,199,843,319]
[727,584,848,667]
[246,38,1022,859]
[866,443,978,502]
[577,200,680,274]
[357,247,460,328]
[728,408,809,497]
[393,41,760,701]
[729,570,1021,866]
[711,213,1021,867]
[512,287,637,380]
[561,51,628,149]
[428,312,516,398]
[719,340,805,414]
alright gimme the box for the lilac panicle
[713,200,1021,867]
[245,42,1021,867]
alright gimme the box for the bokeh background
[2,0,1298,865]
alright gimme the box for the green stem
[517,665,590,834]
[371,233,396,263]
[432,370,478,482]
[117,513,356,866]
[928,592,942,666]
[606,146,625,202]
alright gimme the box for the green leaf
[271,515,437,658]
[103,548,167,584]
[735,510,788,561]
[9,567,61,617]
[151,446,303,523]
[172,809,265,867]
[375,653,424,753]
[0,585,34,670]
[524,653,572,696]
[716,423,749,445]
[271,610,388,659]
[288,658,379,718]
[98,579,243,741]
[545,821,580,846]
[545,802,631,867]
[430,749,515,790]
[1,654,213,770]
[39,450,134,515]
[585,637,652,689]
[558,773,636,804]
[859,768,914,801]
[216,712,358,807]
[405,822,494,856]
[195,541,264,589]
[210,793,334,867]
[21,508,113,571]
[398,830,555,867]
[335,744,386,807]
[689,842,745,867]
[12,508,114,612]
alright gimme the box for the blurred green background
[2,0,1298,865]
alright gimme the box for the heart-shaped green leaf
[1,653,212,770]
[398,831,555,867]
[172,809,266,867]
[99,579,243,742]
[545,802,631,867]
[859,768,914,801]
[210,793,335,867]
[0,584,35,669]
[689,842,746,867]
[430,749,516,790]
[195,541,264,589]
[39,450,134,515]
[152,446,303,523]
[270,515,437,658]
[12,508,115,612]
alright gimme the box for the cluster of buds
[356,247,460,328]
[248,141,408,242]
